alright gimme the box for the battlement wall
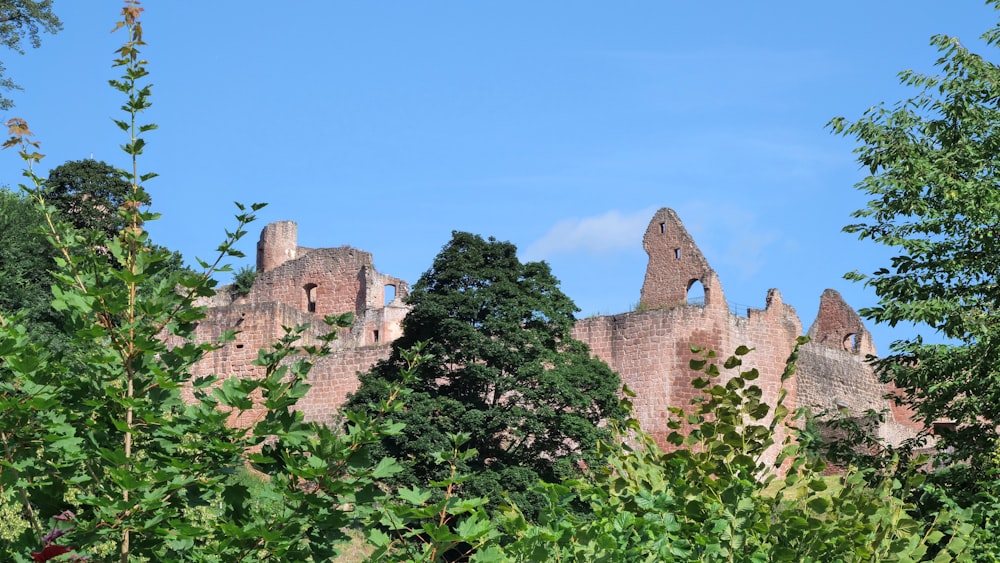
[572,288,801,460]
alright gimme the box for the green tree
[0,188,63,346]
[829,6,1000,558]
[0,0,60,110]
[45,158,188,299]
[45,158,148,239]
[829,1,1000,477]
[0,163,178,354]
[345,231,625,516]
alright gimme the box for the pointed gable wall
[639,208,725,312]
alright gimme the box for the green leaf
[397,486,432,506]
[806,497,829,514]
[367,527,391,547]
[371,456,402,479]
[456,513,494,539]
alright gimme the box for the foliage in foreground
[0,4,407,561]
[829,2,1000,555]
[0,1,990,561]
[487,342,977,562]
[829,0,1000,481]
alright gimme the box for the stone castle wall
[297,346,393,425]
[178,208,922,453]
[571,289,802,451]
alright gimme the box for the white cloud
[523,207,657,261]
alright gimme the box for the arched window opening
[686,279,705,306]
[304,283,318,313]
[660,222,666,234]
[384,284,396,306]
[843,333,859,353]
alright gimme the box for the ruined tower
[256,220,298,273]
[807,288,876,357]
[639,208,726,312]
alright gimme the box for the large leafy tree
[0,0,60,110]
[829,2,1000,477]
[0,160,176,351]
[45,158,149,239]
[345,231,625,516]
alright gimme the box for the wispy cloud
[523,207,658,261]
[673,201,781,280]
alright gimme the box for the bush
[230,265,256,297]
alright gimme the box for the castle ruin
[179,208,922,449]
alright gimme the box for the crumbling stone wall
[171,220,411,427]
[165,301,330,428]
[572,301,804,452]
[807,288,876,357]
[176,210,920,458]
[572,212,803,461]
[639,208,724,311]
[797,289,922,445]
[256,220,299,273]
[296,346,393,425]
[245,223,410,348]
[249,248,364,320]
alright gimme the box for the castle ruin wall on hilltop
[179,208,923,452]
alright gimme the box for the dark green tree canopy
[0,0,60,110]
[829,2,1000,475]
[45,158,148,238]
[0,160,181,351]
[345,231,624,515]
[0,188,64,345]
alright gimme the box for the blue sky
[2,1,996,353]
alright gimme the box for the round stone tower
[256,220,298,273]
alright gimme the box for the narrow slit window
[373,330,380,343]
[660,222,666,234]
[674,248,681,260]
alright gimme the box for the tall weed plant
[0,3,407,561]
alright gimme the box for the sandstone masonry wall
[572,288,801,462]
[297,346,393,425]
[176,209,922,456]
[797,289,923,445]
